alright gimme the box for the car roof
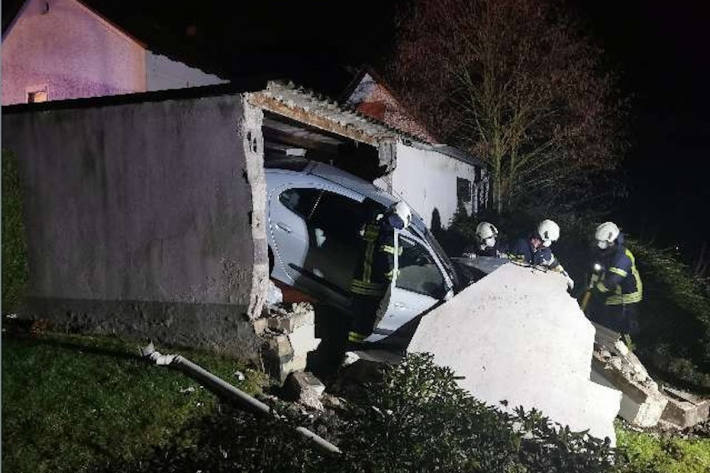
[264,159,428,233]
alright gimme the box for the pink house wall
[2,0,147,105]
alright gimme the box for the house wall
[389,143,482,229]
[2,0,147,105]
[1,92,268,359]
[146,52,227,91]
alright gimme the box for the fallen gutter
[139,341,341,455]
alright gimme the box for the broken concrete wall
[2,88,267,359]
[256,300,320,382]
[408,263,622,443]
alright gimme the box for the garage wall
[1,92,267,359]
[390,143,479,229]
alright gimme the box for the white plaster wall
[390,142,477,229]
[146,52,228,91]
[2,0,147,105]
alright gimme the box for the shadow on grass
[92,403,340,473]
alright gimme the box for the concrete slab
[408,263,621,443]
[660,386,710,429]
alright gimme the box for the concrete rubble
[257,283,321,382]
[590,322,709,430]
[408,263,622,443]
[660,386,710,429]
[590,342,667,428]
[285,371,326,410]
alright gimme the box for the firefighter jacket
[350,216,399,297]
[593,233,643,305]
[506,236,559,268]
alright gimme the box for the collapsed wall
[408,263,622,443]
[2,86,268,360]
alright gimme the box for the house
[343,69,489,228]
[1,0,226,105]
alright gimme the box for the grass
[616,422,710,473]
[1,330,267,473]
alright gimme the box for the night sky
[8,0,708,256]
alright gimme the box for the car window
[396,236,446,299]
[279,188,322,220]
[278,188,383,293]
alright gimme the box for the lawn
[616,422,710,473]
[1,331,267,473]
[4,330,710,473]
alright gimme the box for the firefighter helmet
[537,219,560,247]
[595,221,620,250]
[476,221,498,248]
[388,201,412,230]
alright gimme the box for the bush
[2,149,29,314]
[109,353,626,473]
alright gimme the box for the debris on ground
[590,322,709,430]
[660,386,710,429]
[407,263,622,443]
[285,371,326,411]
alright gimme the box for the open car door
[366,232,451,343]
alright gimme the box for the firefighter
[586,222,643,336]
[506,219,574,290]
[462,221,503,258]
[347,201,411,346]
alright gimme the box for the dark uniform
[506,236,558,268]
[588,233,643,335]
[348,215,399,342]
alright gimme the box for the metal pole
[140,342,341,455]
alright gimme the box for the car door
[366,232,450,342]
[268,184,316,286]
[269,183,369,307]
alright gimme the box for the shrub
[2,149,29,314]
[109,353,625,473]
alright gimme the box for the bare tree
[389,0,627,213]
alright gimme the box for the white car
[265,159,461,343]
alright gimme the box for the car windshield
[417,225,461,291]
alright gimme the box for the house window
[456,177,471,203]
[27,88,48,103]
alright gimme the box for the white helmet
[595,221,620,250]
[476,221,498,248]
[537,219,560,247]
[388,201,412,230]
[476,221,498,240]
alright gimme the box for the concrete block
[288,323,320,357]
[408,263,621,443]
[591,352,667,428]
[285,371,325,411]
[660,387,710,429]
[266,334,293,359]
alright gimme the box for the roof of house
[3,0,145,46]
[252,80,427,147]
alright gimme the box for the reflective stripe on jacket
[595,236,642,305]
[350,219,397,297]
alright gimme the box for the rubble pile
[257,281,321,382]
[408,263,622,443]
[591,334,667,428]
[591,322,709,430]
